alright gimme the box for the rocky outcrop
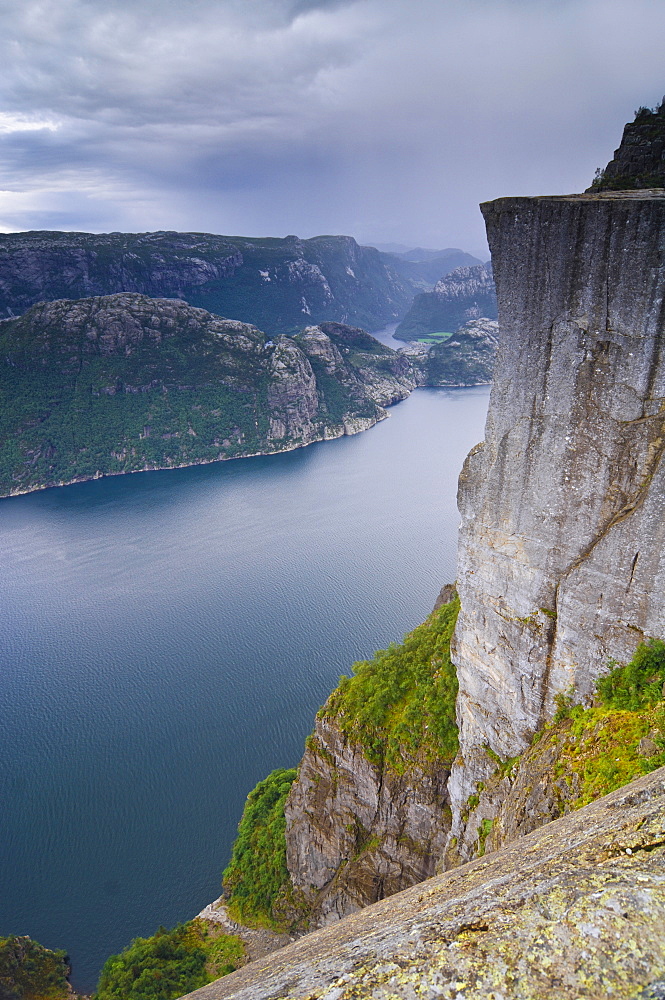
[394,262,496,341]
[590,99,665,191]
[307,321,416,406]
[181,766,665,1000]
[449,191,665,860]
[415,317,498,386]
[0,296,414,497]
[0,231,414,333]
[284,716,451,926]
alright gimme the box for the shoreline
[0,383,492,502]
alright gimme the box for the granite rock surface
[449,192,665,859]
[284,715,451,927]
[180,766,665,1000]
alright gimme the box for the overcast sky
[1,0,664,255]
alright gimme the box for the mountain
[393,261,497,340]
[0,230,415,334]
[377,247,484,290]
[0,295,416,497]
[417,317,498,385]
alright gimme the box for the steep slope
[449,190,665,859]
[0,231,413,333]
[0,935,77,1000]
[182,766,665,1000]
[0,295,415,497]
[283,597,459,927]
[394,262,496,341]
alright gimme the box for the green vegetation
[321,596,460,771]
[416,332,452,344]
[222,768,298,929]
[596,639,665,710]
[525,640,665,809]
[476,818,494,857]
[0,296,401,497]
[220,599,460,932]
[0,936,70,1000]
[94,921,244,1000]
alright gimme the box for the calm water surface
[0,386,489,992]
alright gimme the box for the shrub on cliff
[524,639,665,810]
[596,638,665,711]
[94,920,243,1000]
[323,595,460,770]
[221,768,298,928]
[0,936,70,1000]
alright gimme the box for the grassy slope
[535,639,665,806]
[321,596,460,771]
[221,769,298,930]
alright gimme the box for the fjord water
[0,386,489,993]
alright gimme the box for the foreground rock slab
[180,766,665,1000]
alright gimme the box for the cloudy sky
[1,0,664,255]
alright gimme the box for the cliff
[209,188,665,948]
[0,294,415,497]
[449,190,665,859]
[282,599,459,927]
[179,120,665,999]
[181,765,665,1000]
[0,231,413,334]
[394,262,497,341]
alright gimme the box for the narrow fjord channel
[0,386,488,993]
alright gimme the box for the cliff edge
[449,190,665,858]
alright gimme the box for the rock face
[0,295,416,497]
[0,230,413,333]
[394,262,496,341]
[181,766,665,1000]
[590,100,665,191]
[449,191,665,859]
[284,716,451,926]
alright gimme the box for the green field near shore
[417,332,453,343]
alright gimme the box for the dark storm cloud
[1,0,664,251]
